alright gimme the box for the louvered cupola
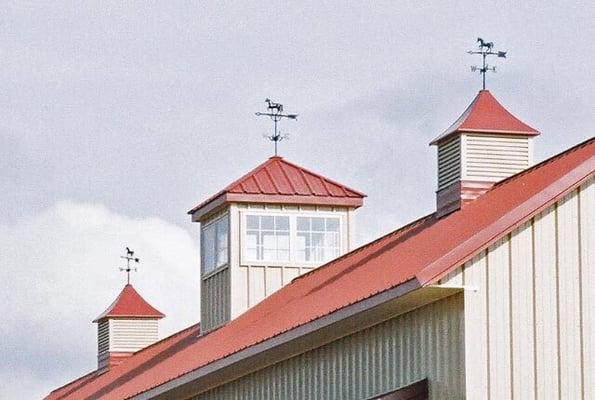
[189,156,365,333]
[93,284,164,371]
[431,90,540,217]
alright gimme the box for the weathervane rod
[255,99,298,156]
[119,247,139,284]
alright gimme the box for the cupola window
[245,215,290,261]
[296,216,340,262]
[242,213,341,264]
[201,215,229,274]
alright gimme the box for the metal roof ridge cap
[416,156,595,285]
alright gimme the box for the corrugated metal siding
[201,267,230,332]
[437,136,461,190]
[441,177,594,399]
[109,319,159,352]
[462,134,530,182]
[194,294,464,400]
[97,320,110,356]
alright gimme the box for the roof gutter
[133,280,461,400]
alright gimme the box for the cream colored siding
[441,177,594,399]
[580,179,595,398]
[109,319,159,352]
[437,136,461,190]
[462,134,531,182]
[201,267,230,332]
[236,265,315,310]
[194,294,464,400]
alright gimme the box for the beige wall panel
[533,206,559,398]
[267,266,283,294]
[486,237,512,399]
[194,294,465,400]
[461,252,488,398]
[441,179,593,399]
[580,178,594,398]
[248,266,266,306]
[284,266,300,282]
[510,221,535,399]
[557,191,582,399]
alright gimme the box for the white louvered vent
[437,136,461,190]
[109,319,159,352]
[97,320,110,356]
[463,134,531,182]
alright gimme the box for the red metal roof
[46,324,200,400]
[188,157,366,218]
[48,138,594,399]
[430,90,540,145]
[93,284,165,323]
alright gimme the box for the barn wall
[194,293,465,400]
[440,176,594,399]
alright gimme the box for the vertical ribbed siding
[437,136,461,190]
[201,267,230,332]
[194,294,465,400]
[441,177,594,399]
[239,265,315,308]
[109,319,159,352]
[462,134,530,182]
[97,320,110,356]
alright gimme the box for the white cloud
[0,201,199,399]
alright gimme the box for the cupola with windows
[188,156,365,332]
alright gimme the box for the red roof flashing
[49,138,594,399]
[93,284,165,323]
[431,90,539,145]
[188,157,366,218]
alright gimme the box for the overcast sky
[1,1,594,398]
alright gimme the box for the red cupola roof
[93,284,165,323]
[430,90,539,145]
[188,156,365,220]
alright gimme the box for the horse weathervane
[119,247,139,284]
[468,37,507,90]
[255,99,298,156]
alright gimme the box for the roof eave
[92,314,165,323]
[416,153,594,284]
[430,128,540,146]
[190,192,364,222]
[132,281,461,400]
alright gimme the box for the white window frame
[240,210,344,266]
[201,213,230,277]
